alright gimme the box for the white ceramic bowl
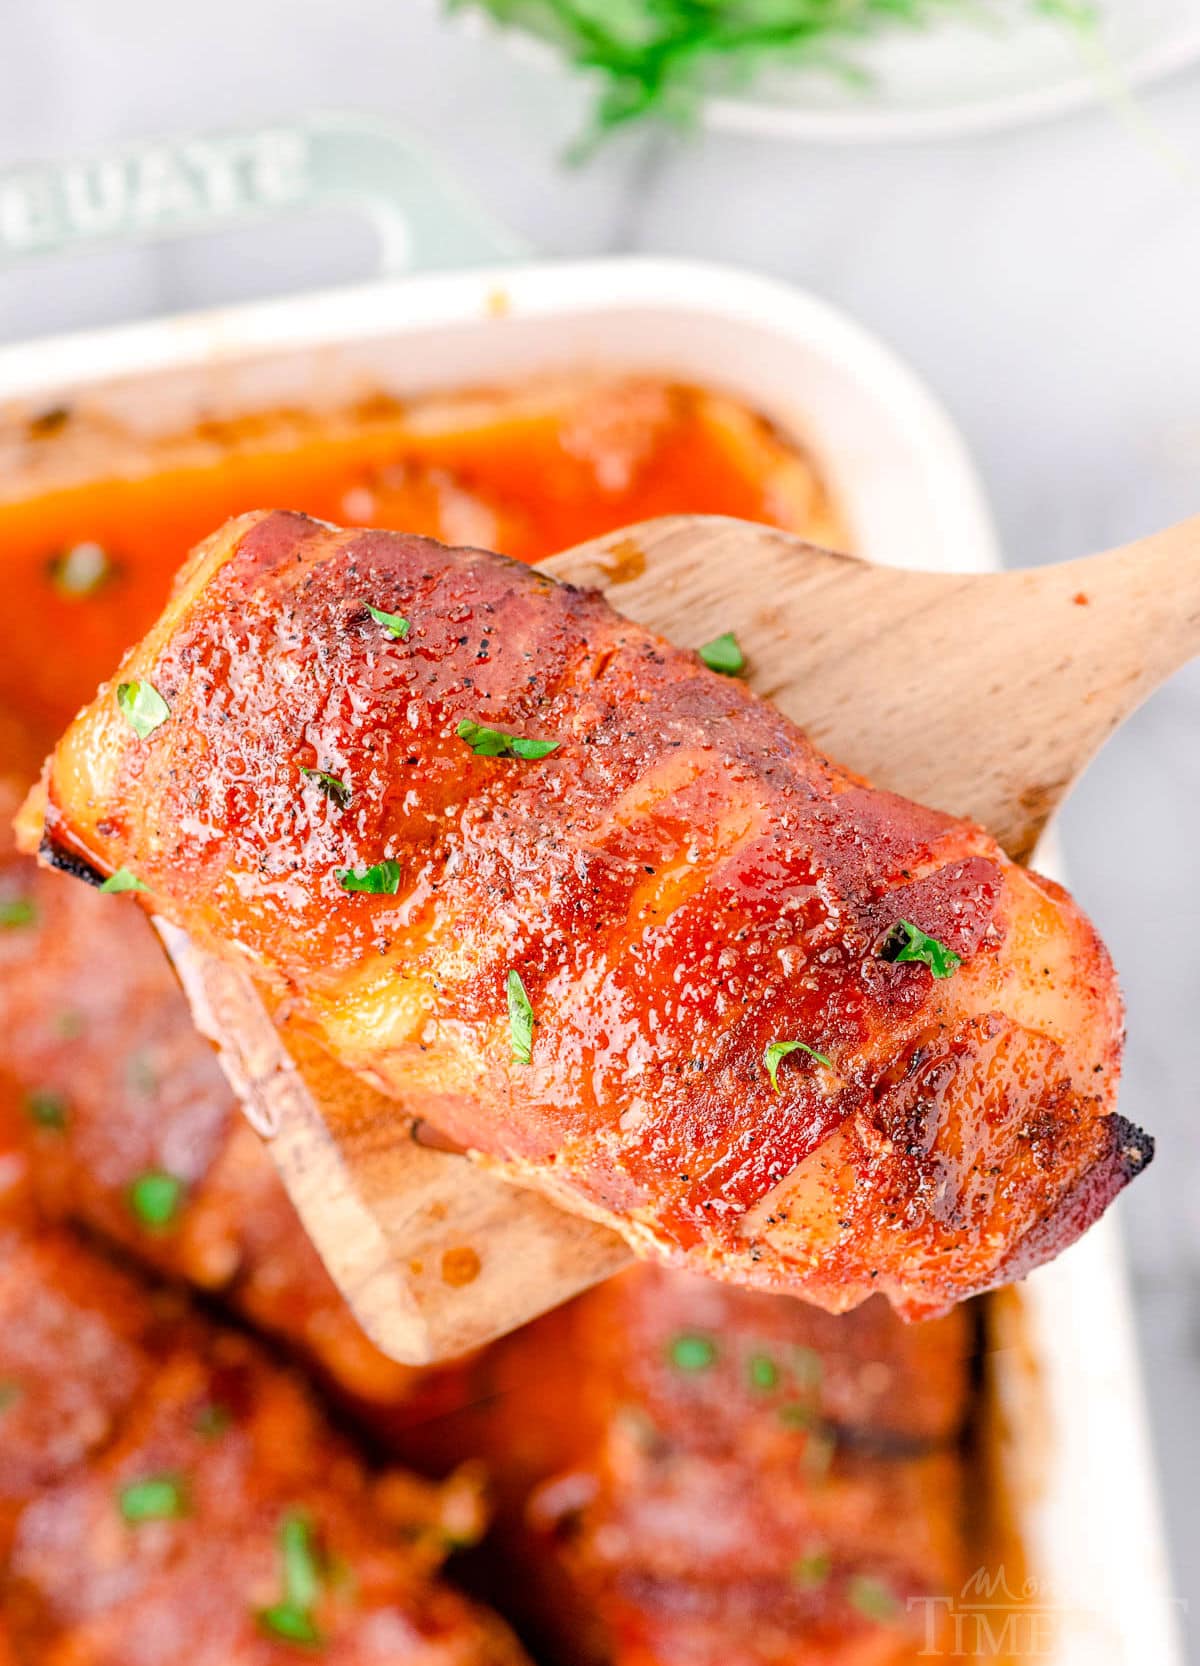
[457,0,1200,143]
[707,3,1200,142]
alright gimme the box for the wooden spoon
[162,512,1200,1364]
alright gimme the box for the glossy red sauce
[0,378,843,735]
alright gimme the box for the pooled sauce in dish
[0,376,844,732]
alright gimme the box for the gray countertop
[3,3,1198,1652]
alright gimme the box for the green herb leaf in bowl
[453,0,1097,148]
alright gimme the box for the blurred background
[2,0,1198,1648]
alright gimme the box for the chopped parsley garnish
[456,719,560,761]
[300,767,351,808]
[336,860,400,895]
[257,1510,324,1645]
[669,1333,716,1373]
[847,1573,899,1623]
[763,1039,831,1092]
[258,1603,323,1646]
[258,1606,323,1646]
[100,867,149,894]
[26,1089,67,1131]
[119,1474,189,1522]
[365,603,410,640]
[0,896,37,929]
[506,969,535,1065]
[881,919,962,980]
[747,1352,778,1392]
[128,1170,185,1229]
[117,679,170,739]
[49,541,113,598]
[792,1548,831,1589]
[698,631,745,675]
[194,1403,231,1438]
[280,1512,322,1610]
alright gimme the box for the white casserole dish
[0,117,1180,1666]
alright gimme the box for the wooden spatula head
[550,513,1200,862]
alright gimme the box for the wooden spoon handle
[1012,513,1200,722]
[950,516,1200,858]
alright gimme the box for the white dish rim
[704,27,1200,142]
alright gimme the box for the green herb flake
[117,680,170,740]
[506,969,535,1065]
[881,919,962,980]
[128,1170,185,1230]
[194,1403,231,1438]
[456,719,560,761]
[256,1511,325,1645]
[848,1573,899,1624]
[100,867,149,894]
[669,1333,716,1373]
[792,1548,832,1589]
[26,1089,68,1131]
[747,1352,778,1392]
[365,603,410,640]
[300,767,351,808]
[763,1039,832,1092]
[281,1512,322,1610]
[257,1603,323,1646]
[0,896,37,930]
[698,631,745,675]
[118,1474,189,1523]
[336,860,401,895]
[0,1381,21,1413]
[49,541,113,598]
